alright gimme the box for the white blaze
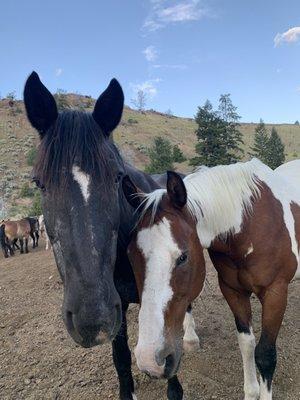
[72,165,91,202]
[134,217,180,373]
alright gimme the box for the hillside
[0,94,300,218]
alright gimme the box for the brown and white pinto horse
[122,158,300,400]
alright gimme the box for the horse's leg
[45,232,49,250]
[7,241,14,256]
[183,303,200,352]
[35,231,39,247]
[13,239,20,250]
[25,237,29,253]
[19,238,24,254]
[219,277,259,400]
[112,303,135,400]
[255,281,288,400]
[30,232,35,248]
[167,376,184,400]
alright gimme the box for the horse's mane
[34,111,123,192]
[140,158,268,236]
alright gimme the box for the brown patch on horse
[211,183,297,295]
[4,219,31,241]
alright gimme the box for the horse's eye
[176,252,188,267]
[115,172,123,184]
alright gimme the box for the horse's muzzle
[64,303,122,347]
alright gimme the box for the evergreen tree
[172,145,186,163]
[267,127,285,169]
[249,119,269,163]
[295,120,299,126]
[145,136,174,174]
[190,96,243,167]
[218,94,244,162]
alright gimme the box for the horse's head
[24,72,125,347]
[122,172,206,379]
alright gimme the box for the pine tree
[190,100,226,167]
[267,127,285,169]
[172,145,186,163]
[145,136,174,173]
[190,96,243,167]
[218,94,244,163]
[249,119,269,163]
[295,120,299,126]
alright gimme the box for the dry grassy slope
[0,94,300,217]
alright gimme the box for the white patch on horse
[131,394,137,400]
[259,376,272,400]
[134,217,181,374]
[245,243,254,258]
[183,312,200,352]
[237,328,259,400]
[72,165,91,202]
[141,158,263,248]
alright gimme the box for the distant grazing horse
[38,215,50,250]
[2,218,32,255]
[122,158,300,400]
[24,72,197,400]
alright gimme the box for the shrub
[26,147,38,166]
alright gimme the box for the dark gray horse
[24,72,196,400]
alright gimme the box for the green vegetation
[19,182,34,198]
[172,145,186,162]
[250,121,285,169]
[190,94,243,167]
[26,147,38,166]
[127,118,138,124]
[145,136,174,173]
[267,127,285,169]
[29,190,42,216]
[249,119,270,164]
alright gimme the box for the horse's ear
[167,171,187,209]
[122,175,144,210]
[92,78,124,136]
[24,72,58,137]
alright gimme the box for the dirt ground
[0,243,299,400]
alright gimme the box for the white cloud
[143,45,158,62]
[153,63,187,70]
[274,27,300,47]
[143,0,207,32]
[55,68,63,77]
[130,78,162,98]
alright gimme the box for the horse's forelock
[34,111,123,193]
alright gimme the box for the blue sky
[1,0,300,122]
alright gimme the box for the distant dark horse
[26,216,40,248]
[0,223,13,258]
[24,72,197,400]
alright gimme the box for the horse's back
[275,160,300,186]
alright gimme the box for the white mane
[141,159,270,247]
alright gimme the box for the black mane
[34,111,123,191]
